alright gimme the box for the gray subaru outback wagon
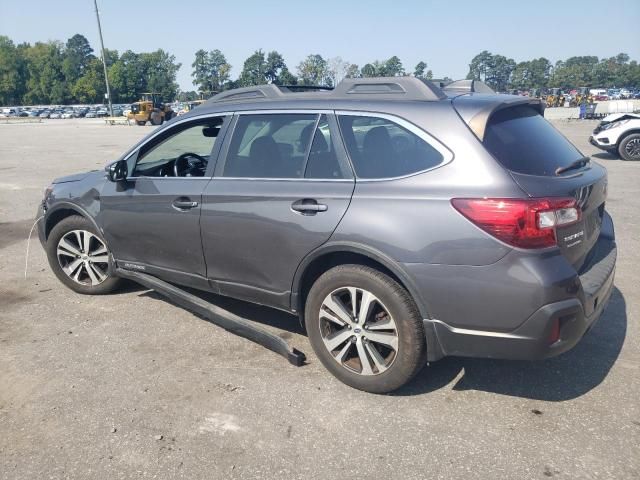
[38,77,616,393]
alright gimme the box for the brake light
[451,197,580,249]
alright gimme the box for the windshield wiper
[555,156,590,176]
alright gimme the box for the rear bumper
[428,245,615,360]
[420,216,617,362]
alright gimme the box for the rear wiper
[555,156,590,176]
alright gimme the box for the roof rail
[206,76,447,104]
[332,77,446,101]
[442,79,496,94]
[207,85,285,103]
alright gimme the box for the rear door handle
[172,197,199,210]
[291,199,328,214]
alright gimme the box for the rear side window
[483,106,583,176]
[223,113,317,178]
[337,115,444,179]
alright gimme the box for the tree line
[0,34,180,105]
[467,50,640,92]
[1,33,639,106]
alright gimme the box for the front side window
[338,115,445,179]
[223,113,317,178]
[132,117,225,177]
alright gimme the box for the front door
[99,115,230,285]
[201,112,355,310]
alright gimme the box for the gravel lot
[0,118,638,480]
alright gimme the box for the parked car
[39,111,50,119]
[590,112,640,160]
[85,110,97,118]
[49,111,61,119]
[37,78,616,393]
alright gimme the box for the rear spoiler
[453,96,545,141]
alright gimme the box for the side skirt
[115,268,306,367]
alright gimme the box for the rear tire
[46,215,121,295]
[618,133,640,161]
[136,120,146,126]
[305,265,426,393]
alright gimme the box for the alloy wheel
[56,230,109,286]
[625,138,640,159]
[319,287,398,376]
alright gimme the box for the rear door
[482,105,607,270]
[201,111,355,309]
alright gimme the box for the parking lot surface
[0,119,638,479]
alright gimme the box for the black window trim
[335,110,454,182]
[213,109,355,182]
[123,112,232,180]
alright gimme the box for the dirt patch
[0,218,36,250]
[0,289,33,310]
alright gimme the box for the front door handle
[172,197,199,210]
[291,199,328,215]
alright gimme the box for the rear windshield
[483,106,583,176]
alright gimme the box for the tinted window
[304,115,346,179]
[223,113,317,178]
[337,115,444,179]
[483,106,583,176]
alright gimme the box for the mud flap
[116,268,306,366]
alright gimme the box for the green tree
[467,51,515,91]
[345,63,359,78]
[71,57,104,103]
[23,41,68,104]
[191,49,231,94]
[297,54,331,86]
[62,34,94,85]
[0,36,27,105]
[239,50,268,86]
[384,56,404,76]
[139,49,181,101]
[414,61,427,78]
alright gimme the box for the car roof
[176,77,543,141]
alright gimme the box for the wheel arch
[616,128,640,148]
[44,202,101,241]
[291,242,431,320]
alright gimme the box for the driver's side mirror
[106,159,128,182]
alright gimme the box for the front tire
[46,215,121,295]
[618,133,640,161]
[305,265,426,393]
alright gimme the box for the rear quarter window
[338,115,445,179]
[483,106,583,176]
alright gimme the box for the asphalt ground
[0,118,638,479]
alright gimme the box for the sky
[1,0,639,91]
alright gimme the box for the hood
[600,113,640,123]
[52,170,99,184]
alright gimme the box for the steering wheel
[174,152,207,177]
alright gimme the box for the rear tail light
[451,197,580,249]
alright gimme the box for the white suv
[590,113,640,160]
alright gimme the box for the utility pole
[93,0,113,117]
